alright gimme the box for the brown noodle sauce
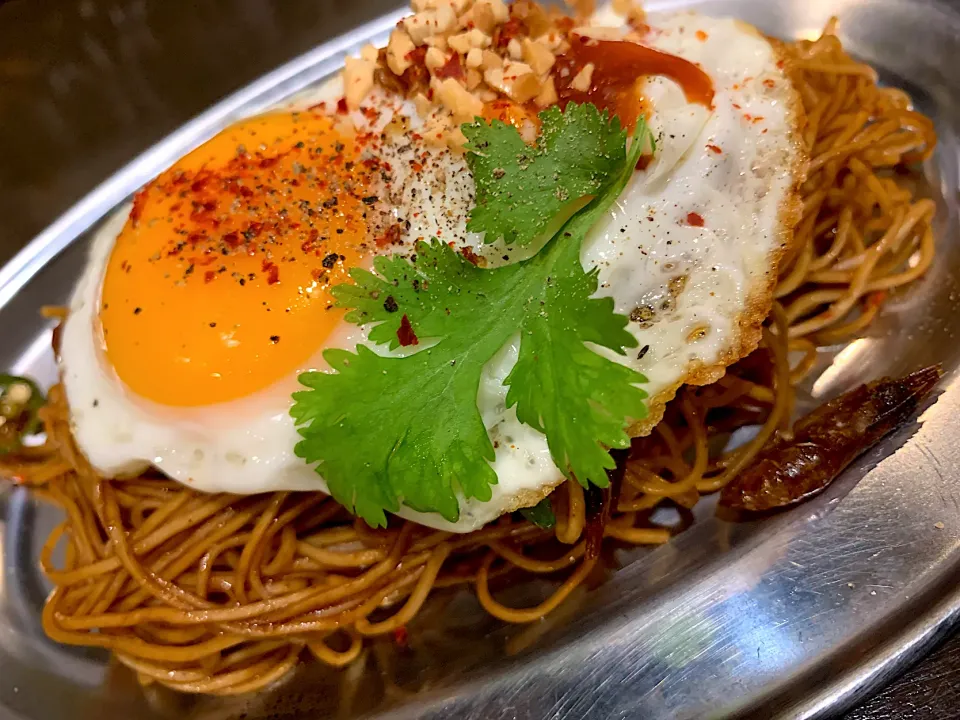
[0,19,938,698]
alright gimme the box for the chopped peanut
[467,28,492,48]
[476,0,508,25]
[510,72,541,103]
[425,34,449,50]
[466,47,484,68]
[436,77,484,122]
[435,3,458,32]
[447,32,472,54]
[569,62,595,92]
[425,46,447,70]
[404,7,456,45]
[360,44,379,62]
[483,66,506,93]
[403,11,434,45]
[387,28,416,75]
[447,126,469,151]
[534,75,558,107]
[488,61,540,102]
[507,37,523,60]
[512,1,551,36]
[414,92,434,117]
[450,28,492,52]
[481,49,503,70]
[470,2,496,33]
[465,67,483,89]
[343,56,375,109]
[503,60,534,79]
[521,37,555,75]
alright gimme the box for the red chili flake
[732,103,741,110]
[307,101,327,112]
[262,260,280,285]
[496,17,527,48]
[751,116,765,124]
[635,154,653,171]
[434,52,464,80]
[191,253,217,266]
[130,189,148,228]
[405,46,427,64]
[301,228,321,254]
[204,270,216,283]
[336,97,348,114]
[866,290,888,308]
[375,223,403,249]
[397,314,419,347]
[776,59,785,69]
[763,78,775,89]
[686,212,705,227]
[695,30,708,41]
[706,144,722,154]
[460,246,481,266]
[393,626,409,648]
[222,232,241,248]
[258,156,279,169]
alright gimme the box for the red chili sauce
[555,37,715,131]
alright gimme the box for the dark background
[0,0,958,717]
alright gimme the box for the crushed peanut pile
[342,0,647,149]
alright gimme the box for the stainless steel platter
[1,1,959,718]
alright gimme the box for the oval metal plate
[1,1,959,718]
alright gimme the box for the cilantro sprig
[292,104,651,527]
[464,102,631,246]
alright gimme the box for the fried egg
[60,8,803,532]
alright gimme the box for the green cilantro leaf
[292,105,651,527]
[520,498,557,529]
[462,102,628,246]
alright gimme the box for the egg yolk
[99,112,379,406]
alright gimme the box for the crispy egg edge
[489,35,810,518]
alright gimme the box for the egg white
[60,9,802,532]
